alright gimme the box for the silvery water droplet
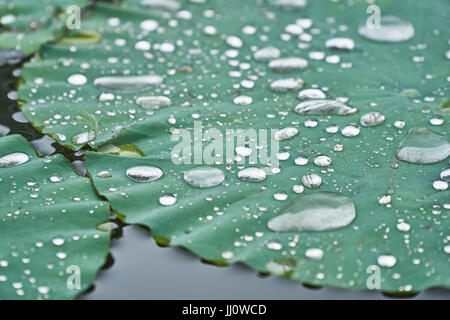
[397,222,411,232]
[159,193,177,206]
[293,184,304,193]
[394,120,406,129]
[253,46,281,62]
[274,127,298,141]
[273,0,307,10]
[325,37,355,51]
[67,73,87,85]
[235,146,253,157]
[440,168,450,182]
[396,127,450,164]
[0,152,29,168]
[305,248,324,261]
[94,75,163,93]
[429,115,444,126]
[238,168,266,182]
[269,57,308,73]
[183,167,225,188]
[71,131,95,145]
[304,119,318,128]
[267,192,356,232]
[274,191,288,201]
[140,0,181,11]
[314,155,331,167]
[96,171,112,178]
[222,251,234,259]
[325,124,339,134]
[302,173,322,188]
[270,78,304,92]
[358,16,414,43]
[294,155,308,166]
[267,242,282,250]
[378,194,391,205]
[126,165,163,182]
[294,99,357,115]
[233,95,253,105]
[140,19,159,32]
[297,88,326,100]
[37,286,50,295]
[360,111,385,127]
[432,180,448,191]
[49,174,62,183]
[341,124,360,137]
[136,96,172,109]
[226,35,243,48]
[52,238,64,246]
[333,144,343,152]
[377,255,397,268]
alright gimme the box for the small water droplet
[0,152,29,168]
[159,193,177,206]
[360,112,385,127]
[269,57,308,73]
[238,168,266,182]
[67,73,87,85]
[274,127,298,141]
[94,75,163,93]
[377,255,397,268]
[297,88,326,100]
[136,96,172,109]
[305,248,324,261]
[301,173,322,188]
[270,78,304,92]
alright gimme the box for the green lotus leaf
[18,0,450,293]
[0,134,110,299]
[0,0,87,54]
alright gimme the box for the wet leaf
[0,134,110,299]
[18,0,450,292]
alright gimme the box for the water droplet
[325,124,339,134]
[305,248,324,261]
[67,73,87,85]
[292,184,304,193]
[273,0,307,10]
[141,0,181,11]
[270,78,304,92]
[253,46,281,62]
[0,152,29,168]
[396,127,450,164]
[269,57,308,73]
[341,124,360,137]
[56,252,67,259]
[358,16,414,42]
[378,194,391,205]
[397,222,411,232]
[294,155,308,166]
[136,96,172,109]
[159,193,177,206]
[301,173,322,188]
[226,35,243,48]
[94,75,163,93]
[183,167,225,188]
[429,115,444,126]
[313,155,331,167]
[222,251,234,259]
[139,19,159,32]
[233,95,253,105]
[294,100,358,115]
[432,180,448,191]
[267,242,283,250]
[297,88,326,100]
[238,168,266,182]
[377,255,397,268]
[96,171,112,178]
[440,168,450,182]
[325,37,355,51]
[71,131,95,145]
[235,146,253,157]
[274,191,288,201]
[37,286,49,295]
[274,127,298,141]
[360,112,385,127]
[126,165,163,182]
[52,238,64,246]
[268,192,356,232]
[49,174,62,183]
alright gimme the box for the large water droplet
[253,46,281,62]
[294,100,357,115]
[71,131,95,145]
[377,255,397,268]
[269,57,308,73]
[267,192,356,232]
[94,75,163,93]
[274,127,298,141]
[159,193,177,206]
[396,127,450,164]
[136,96,172,109]
[325,37,355,51]
[297,88,326,100]
[301,173,322,188]
[67,73,87,85]
[360,111,385,127]
[0,152,29,168]
[126,165,163,182]
[358,16,414,43]
[237,168,266,182]
[183,167,225,188]
[270,78,304,92]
